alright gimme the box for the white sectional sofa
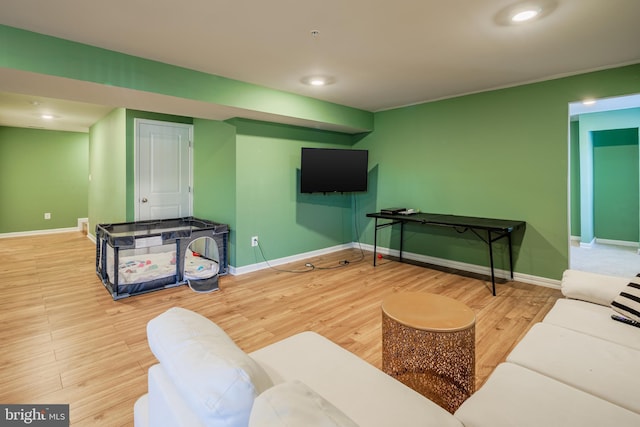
[455,269,640,427]
[134,269,640,426]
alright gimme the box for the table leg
[399,222,404,263]
[488,230,496,296]
[373,218,379,266]
[508,231,514,279]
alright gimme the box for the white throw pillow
[147,307,273,426]
[249,380,359,427]
[611,277,640,323]
[561,269,628,306]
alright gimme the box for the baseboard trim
[233,242,560,289]
[575,237,639,250]
[0,226,82,239]
[595,238,639,248]
[0,218,90,239]
[580,237,595,249]
[232,243,354,276]
[358,243,560,289]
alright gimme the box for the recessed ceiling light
[310,78,327,86]
[511,8,540,22]
[41,114,54,120]
[301,76,336,87]
[495,1,557,26]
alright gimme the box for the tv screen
[300,147,368,193]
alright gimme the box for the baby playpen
[96,217,229,299]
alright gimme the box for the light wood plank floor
[0,232,561,426]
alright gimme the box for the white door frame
[134,118,194,221]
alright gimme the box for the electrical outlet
[251,236,259,247]
[44,212,51,220]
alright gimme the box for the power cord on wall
[255,240,315,273]
[253,193,369,273]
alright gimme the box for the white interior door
[136,119,193,221]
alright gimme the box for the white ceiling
[1,0,639,132]
[0,92,113,133]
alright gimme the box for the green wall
[89,109,197,229]
[193,119,238,266]
[87,109,245,269]
[88,108,126,233]
[87,112,361,269]
[356,65,640,280]
[592,128,639,242]
[577,108,640,245]
[0,127,88,233]
[230,119,357,268]
[571,111,640,240]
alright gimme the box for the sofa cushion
[561,269,628,306]
[250,331,462,427]
[133,394,149,427]
[543,299,640,350]
[147,307,273,427]
[249,380,358,427]
[454,363,640,427]
[611,278,640,323]
[506,322,640,414]
[146,364,208,427]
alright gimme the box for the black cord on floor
[255,241,364,273]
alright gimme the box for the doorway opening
[568,94,640,276]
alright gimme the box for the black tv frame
[300,147,368,194]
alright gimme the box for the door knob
[141,197,148,203]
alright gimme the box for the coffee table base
[382,311,475,413]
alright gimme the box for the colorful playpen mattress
[110,249,219,285]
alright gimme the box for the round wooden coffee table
[381,292,476,413]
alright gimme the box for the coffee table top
[382,292,475,332]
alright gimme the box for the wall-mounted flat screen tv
[300,147,368,193]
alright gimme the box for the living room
[1,1,640,425]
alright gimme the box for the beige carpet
[570,240,640,278]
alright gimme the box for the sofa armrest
[561,269,629,306]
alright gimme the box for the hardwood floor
[0,232,561,426]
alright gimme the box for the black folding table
[367,212,525,295]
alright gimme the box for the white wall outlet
[44,212,51,220]
[251,236,259,247]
